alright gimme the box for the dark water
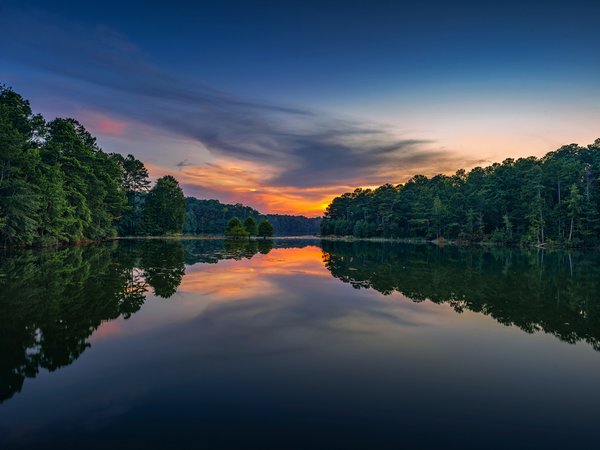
[1,239,600,449]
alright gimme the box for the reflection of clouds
[174,245,443,353]
[179,246,329,300]
[179,264,281,300]
[92,321,122,340]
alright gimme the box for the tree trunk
[569,217,574,242]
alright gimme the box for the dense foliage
[184,197,321,236]
[0,86,126,245]
[0,86,190,245]
[258,219,274,238]
[143,175,185,235]
[322,140,600,247]
[224,216,249,239]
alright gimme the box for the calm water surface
[1,239,600,449]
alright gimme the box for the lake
[1,239,600,449]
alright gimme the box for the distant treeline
[0,85,319,246]
[322,139,600,247]
[184,197,321,236]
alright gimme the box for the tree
[224,216,249,239]
[143,176,185,235]
[320,138,600,247]
[566,184,584,243]
[258,219,274,238]
[113,154,150,235]
[0,85,43,245]
[431,196,446,239]
[243,216,258,236]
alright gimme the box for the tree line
[184,197,321,236]
[0,85,321,246]
[0,85,186,246]
[321,139,600,247]
[224,216,274,239]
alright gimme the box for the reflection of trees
[0,238,306,404]
[181,238,312,265]
[139,240,186,298]
[322,241,600,350]
[0,240,186,403]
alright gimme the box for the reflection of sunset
[179,246,328,299]
[92,320,122,340]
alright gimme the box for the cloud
[145,160,343,216]
[0,5,475,212]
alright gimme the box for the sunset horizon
[2,1,599,217]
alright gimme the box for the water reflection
[322,241,600,350]
[0,239,282,404]
[2,238,600,408]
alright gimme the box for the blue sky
[1,0,599,214]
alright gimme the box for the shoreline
[112,235,599,250]
[4,234,598,250]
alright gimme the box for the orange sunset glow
[145,161,351,216]
[179,246,328,298]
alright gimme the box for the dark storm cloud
[0,6,466,187]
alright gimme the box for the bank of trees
[0,86,185,246]
[321,140,600,247]
[224,216,274,239]
[184,197,320,235]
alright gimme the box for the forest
[321,139,600,247]
[0,85,186,246]
[184,197,321,236]
[0,86,318,246]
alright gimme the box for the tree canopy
[243,216,258,236]
[183,197,319,236]
[224,216,249,239]
[321,140,600,247]
[0,85,187,246]
[258,219,274,238]
[143,175,185,235]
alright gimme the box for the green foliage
[322,141,600,247]
[143,175,185,235]
[258,219,274,238]
[224,216,249,239]
[112,153,150,236]
[0,86,132,246]
[183,197,320,236]
[243,216,258,236]
[0,86,194,246]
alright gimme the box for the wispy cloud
[0,5,475,213]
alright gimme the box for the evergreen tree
[243,216,258,236]
[258,219,274,238]
[224,216,249,239]
[143,175,185,235]
[112,153,150,235]
[0,85,43,245]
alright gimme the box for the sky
[1,0,599,216]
